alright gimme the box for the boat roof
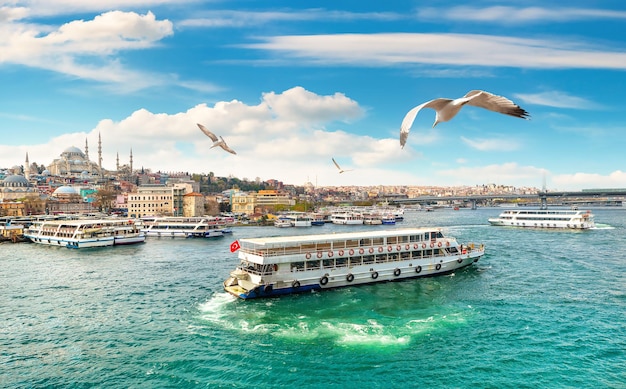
[240,227,441,246]
[34,219,132,226]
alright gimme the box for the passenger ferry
[24,219,145,248]
[330,211,364,225]
[488,209,595,229]
[224,228,485,299]
[139,216,235,238]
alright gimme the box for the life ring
[406,244,410,250]
[413,244,418,250]
[397,245,402,251]
[393,268,401,277]
[359,248,365,255]
[346,274,354,282]
[328,251,334,258]
[305,253,311,259]
[264,284,273,294]
[422,243,426,249]
[457,258,463,263]
[349,249,355,255]
[292,280,301,289]
[430,243,434,248]
[387,245,392,252]
[415,266,422,274]
[435,263,441,271]
[369,248,374,254]
[437,242,442,247]
[371,271,379,279]
[317,252,323,259]
[378,247,383,253]
[338,250,344,256]
[320,276,329,286]
[273,264,278,272]
[446,242,450,247]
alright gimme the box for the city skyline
[1,1,626,191]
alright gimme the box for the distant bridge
[385,189,626,209]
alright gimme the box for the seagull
[332,157,353,174]
[399,90,530,148]
[197,123,237,155]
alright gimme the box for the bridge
[385,189,626,209]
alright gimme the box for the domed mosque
[47,135,103,177]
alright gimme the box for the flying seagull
[197,123,237,155]
[332,157,353,174]
[399,90,530,148]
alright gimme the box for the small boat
[139,216,234,238]
[224,228,485,299]
[24,219,145,248]
[362,214,382,225]
[488,209,595,229]
[330,211,364,225]
[274,219,292,228]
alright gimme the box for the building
[183,192,205,217]
[127,184,194,218]
[230,189,295,215]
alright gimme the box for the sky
[1,1,626,191]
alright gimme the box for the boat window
[398,235,409,243]
[317,242,331,251]
[349,257,362,266]
[387,236,398,244]
[345,239,359,248]
[372,237,384,246]
[435,231,444,239]
[291,261,305,271]
[402,252,412,260]
[306,260,320,270]
[322,258,334,268]
[301,243,316,251]
[359,238,371,247]
[375,254,387,263]
[363,255,374,264]
[335,258,347,267]
[332,241,346,249]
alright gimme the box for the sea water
[1,208,625,388]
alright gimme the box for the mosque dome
[2,174,30,187]
[53,186,79,195]
[63,146,85,156]
[42,170,50,176]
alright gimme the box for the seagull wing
[197,123,218,142]
[332,157,342,170]
[219,136,237,155]
[399,99,450,148]
[463,90,530,119]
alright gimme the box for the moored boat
[330,211,364,225]
[24,219,145,248]
[488,209,595,229]
[224,228,485,299]
[139,216,234,238]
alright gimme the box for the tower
[98,132,102,173]
[24,152,31,180]
[85,138,89,164]
[129,148,133,175]
[116,152,120,172]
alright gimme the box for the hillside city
[1,143,541,219]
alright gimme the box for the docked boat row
[24,219,146,249]
[488,209,595,229]
[223,228,485,299]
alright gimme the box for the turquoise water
[2,208,625,388]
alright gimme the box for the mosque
[46,133,104,177]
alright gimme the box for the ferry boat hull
[224,228,485,299]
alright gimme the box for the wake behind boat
[488,209,595,229]
[224,228,485,299]
[24,219,145,248]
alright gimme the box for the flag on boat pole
[230,240,241,253]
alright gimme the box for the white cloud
[418,6,626,24]
[245,33,626,70]
[551,171,626,191]
[460,136,521,152]
[515,91,599,109]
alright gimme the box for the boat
[362,214,383,225]
[309,213,326,226]
[24,219,145,248]
[274,219,292,228]
[139,216,235,238]
[381,214,396,225]
[330,211,364,225]
[284,213,312,227]
[488,209,595,229]
[223,228,485,299]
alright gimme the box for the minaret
[85,138,89,163]
[24,152,31,180]
[98,132,102,173]
[129,148,133,175]
[116,152,120,172]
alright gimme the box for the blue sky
[1,1,626,190]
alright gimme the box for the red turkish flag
[230,240,241,253]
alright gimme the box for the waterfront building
[183,192,205,217]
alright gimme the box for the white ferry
[139,216,234,238]
[330,211,364,225]
[24,219,145,248]
[224,228,485,299]
[488,209,595,229]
